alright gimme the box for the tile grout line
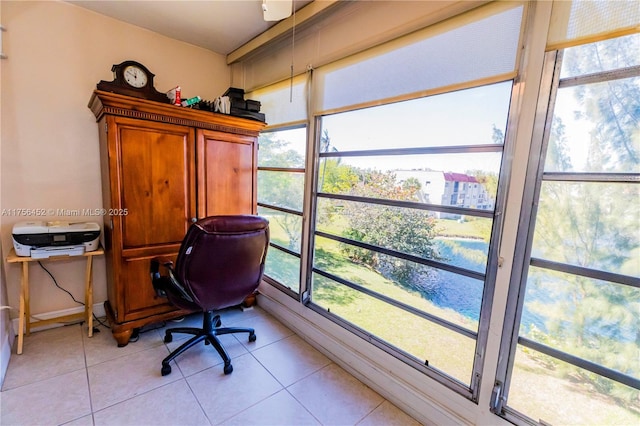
[80,322,97,424]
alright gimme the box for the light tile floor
[1,306,422,426]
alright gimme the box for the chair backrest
[173,215,269,311]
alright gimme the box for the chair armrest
[149,256,194,303]
[150,256,175,298]
[150,256,174,275]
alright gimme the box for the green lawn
[435,217,491,240]
[261,210,639,425]
[310,231,639,425]
[312,236,478,384]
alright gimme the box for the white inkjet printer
[12,221,101,259]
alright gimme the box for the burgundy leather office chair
[150,215,269,376]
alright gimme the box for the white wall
[0,243,10,389]
[0,0,229,337]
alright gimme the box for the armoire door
[108,116,196,320]
[196,129,257,217]
[113,116,196,248]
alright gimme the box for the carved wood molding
[89,90,265,136]
[100,106,258,136]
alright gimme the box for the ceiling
[68,0,312,56]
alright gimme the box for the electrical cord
[37,261,110,330]
[38,261,83,305]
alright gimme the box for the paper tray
[31,245,86,259]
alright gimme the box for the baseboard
[10,302,106,335]
[0,329,12,388]
[256,286,475,426]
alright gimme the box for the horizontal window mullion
[306,300,475,396]
[269,242,301,258]
[312,267,478,340]
[257,202,303,217]
[319,144,504,158]
[317,192,495,219]
[501,407,543,426]
[558,64,640,88]
[258,166,306,173]
[262,275,300,298]
[518,336,640,390]
[316,230,486,281]
[542,172,640,183]
[530,257,640,288]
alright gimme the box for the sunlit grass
[307,222,638,423]
[435,217,490,240]
[312,235,477,384]
[264,206,638,422]
[510,346,640,425]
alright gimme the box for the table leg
[85,256,94,337]
[24,262,31,336]
[17,262,28,355]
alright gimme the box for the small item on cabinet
[181,96,201,107]
[214,96,230,114]
[246,99,261,112]
[223,87,247,110]
[192,100,215,112]
[166,86,181,106]
[219,87,266,122]
[183,96,265,122]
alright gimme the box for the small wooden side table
[6,246,104,354]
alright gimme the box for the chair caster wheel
[224,363,233,375]
[164,333,172,343]
[161,364,172,376]
[248,332,257,342]
[214,316,222,328]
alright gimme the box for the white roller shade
[246,73,308,128]
[313,2,524,115]
[547,0,640,51]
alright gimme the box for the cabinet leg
[113,328,134,347]
[242,292,257,308]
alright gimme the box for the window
[257,127,307,294]
[308,80,513,397]
[297,2,524,400]
[493,34,640,425]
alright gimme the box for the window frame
[304,78,520,401]
[257,124,309,299]
[492,46,640,425]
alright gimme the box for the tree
[463,123,503,205]
[341,169,441,290]
[563,35,640,168]
[315,131,442,293]
[316,130,360,227]
[524,34,640,406]
[492,123,505,144]
[257,132,304,251]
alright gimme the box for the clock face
[123,65,148,88]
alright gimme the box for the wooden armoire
[88,90,265,346]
